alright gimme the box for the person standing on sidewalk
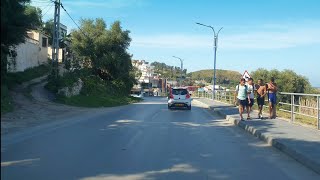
[234,78,251,121]
[246,78,255,119]
[267,77,278,119]
[256,79,267,119]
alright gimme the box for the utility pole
[196,22,223,100]
[52,0,61,78]
[172,56,184,87]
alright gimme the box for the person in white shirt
[246,78,255,119]
[234,78,251,121]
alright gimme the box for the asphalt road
[1,97,319,180]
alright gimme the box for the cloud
[131,25,320,50]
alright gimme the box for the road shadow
[1,98,320,179]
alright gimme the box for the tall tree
[42,19,54,45]
[71,18,134,93]
[251,68,314,102]
[1,0,42,82]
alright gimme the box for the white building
[8,31,49,72]
[132,60,155,84]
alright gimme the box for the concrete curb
[193,99,320,174]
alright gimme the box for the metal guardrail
[194,90,320,130]
[278,92,320,130]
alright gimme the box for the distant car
[130,92,144,98]
[168,87,192,110]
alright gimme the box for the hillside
[187,69,241,87]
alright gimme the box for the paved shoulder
[194,98,320,174]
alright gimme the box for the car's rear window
[172,89,188,95]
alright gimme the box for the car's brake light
[170,94,174,99]
[186,94,190,99]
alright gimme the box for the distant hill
[187,69,241,87]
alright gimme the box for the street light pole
[172,56,184,87]
[196,22,223,100]
[147,66,151,96]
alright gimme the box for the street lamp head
[173,56,184,62]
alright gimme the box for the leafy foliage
[42,19,54,45]
[251,68,317,102]
[151,61,187,80]
[70,18,135,94]
[6,64,50,87]
[251,68,314,93]
[1,85,13,114]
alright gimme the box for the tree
[42,19,54,45]
[151,61,187,80]
[71,18,134,94]
[251,68,314,102]
[1,0,42,83]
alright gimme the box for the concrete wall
[8,31,49,72]
[8,35,48,72]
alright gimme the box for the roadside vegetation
[45,18,141,107]
[1,64,50,114]
[6,64,50,87]
[1,1,141,111]
[251,68,318,103]
[1,1,45,114]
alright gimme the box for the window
[42,37,47,47]
[172,89,188,95]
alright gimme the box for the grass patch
[274,110,317,127]
[6,64,50,87]
[1,64,50,114]
[1,85,13,114]
[56,95,142,108]
[46,71,142,108]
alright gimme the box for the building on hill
[132,60,170,95]
[7,30,49,72]
[132,60,155,84]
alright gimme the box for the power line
[31,0,52,4]
[60,3,81,31]
[42,4,53,17]
[59,2,97,58]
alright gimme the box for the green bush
[1,64,50,114]
[45,69,92,93]
[6,64,50,87]
[81,75,108,96]
[251,68,316,103]
[45,68,140,107]
[1,85,13,113]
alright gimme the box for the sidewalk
[194,98,320,174]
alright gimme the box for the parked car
[130,92,144,98]
[168,87,192,110]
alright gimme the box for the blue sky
[32,0,320,87]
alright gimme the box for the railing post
[317,96,319,130]
[291,94,294,123]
